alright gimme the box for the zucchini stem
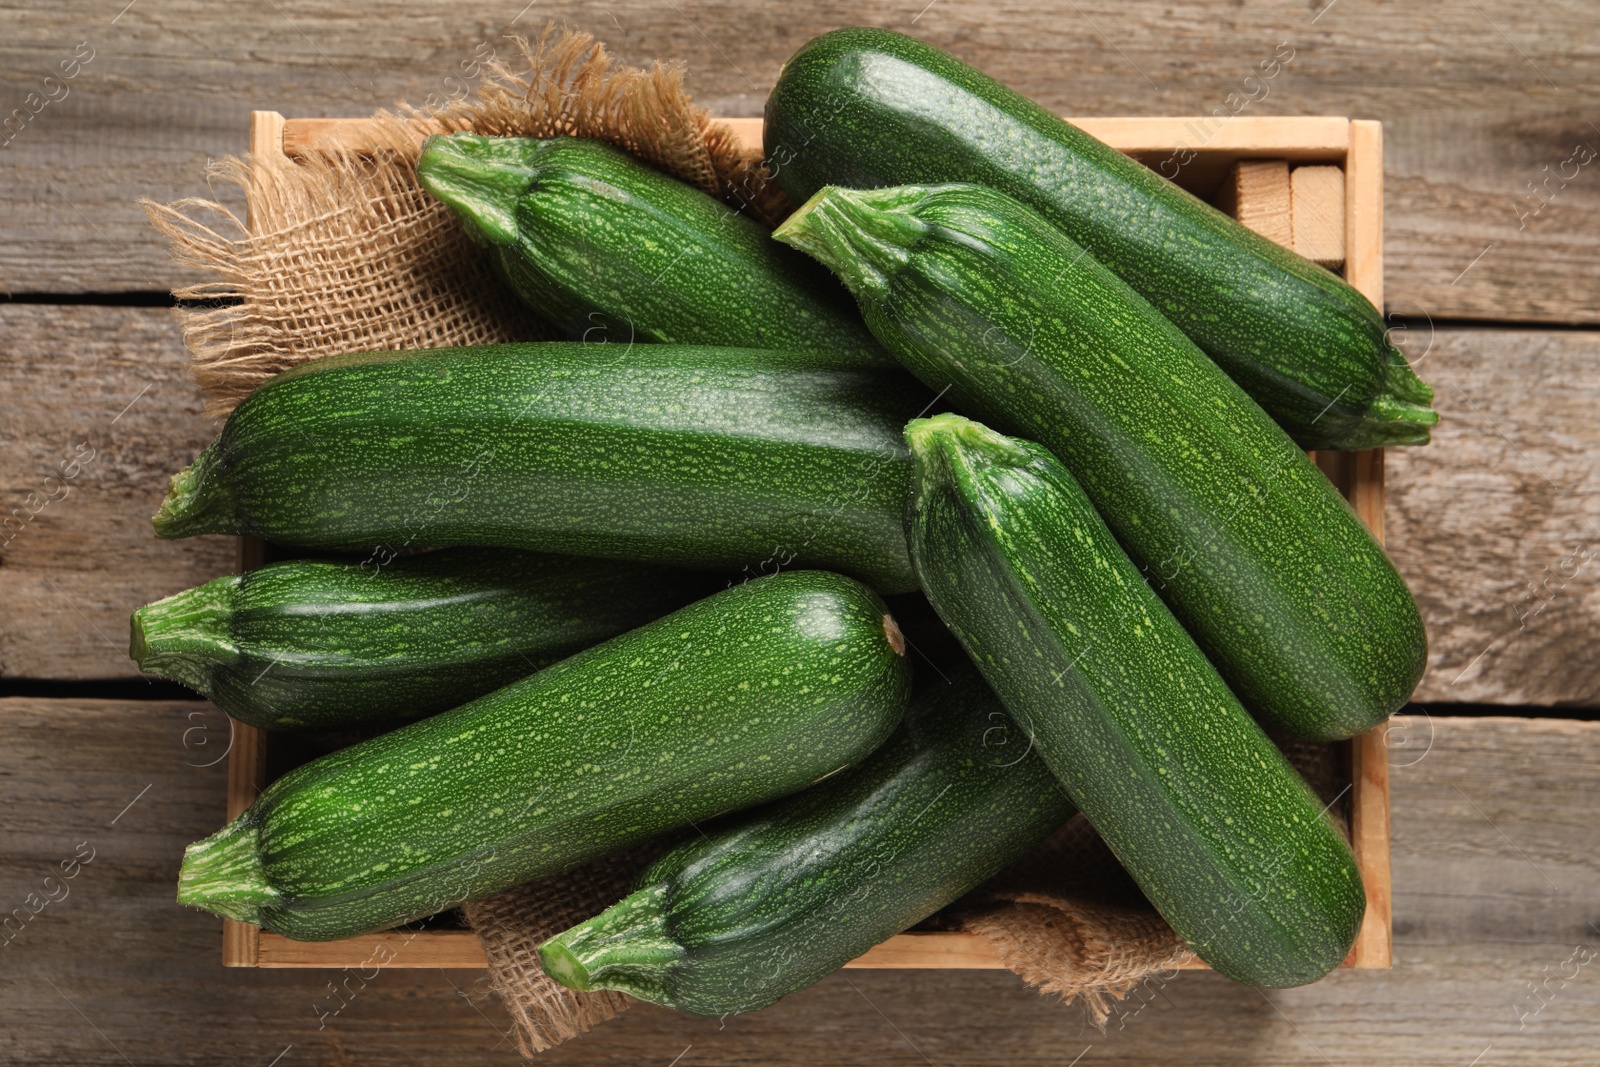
[773,186,928,301]
[417,133,541,248]
[1310,347,1439,450]
[538,884,684,999]
[129,574,241,695]
[1384,345,1436,407]
[177,817,279,925]
[152,443,241,539]
[904,414,1037,506]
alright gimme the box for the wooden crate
[221,111,1392,972]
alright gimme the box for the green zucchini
[764,27,1436,449]
[775,182,1426,740]
[130,549,716,732]
[151,343,925,594]
[176,570,911,942]
[539,667,1073,1014]
[905,413,1364,988]
[417,134,891,366]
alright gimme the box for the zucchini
[151,343,924,594]
[763,27,1437,449]
[539,667,1074,1014]
[130,549,715,732]
[175,570,911,942]
[904,413,1364,988]
[417,134,891,366]
[775,182,1426,740]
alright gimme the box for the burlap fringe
[462,847,652,1056]
[961,900,1196,1027]
[140,25,786,418]
[947,815,1198,1029]
[950,740,1350,1029]
[415,28,790,225]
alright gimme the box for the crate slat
[1292,165,1349,269]
[1213,160,1294,249]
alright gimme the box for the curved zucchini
[763,27,1436,449]
[539,667,1073,1014]
[175,571,912,942]
[151,344,925,594]
[775,182,1426,740]
[905,413,1364,988]
[130,549,716,732]
[417,134,891,366]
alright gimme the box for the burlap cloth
[143,27,1353,1055]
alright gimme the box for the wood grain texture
[1344,121,1385,314]
[1213,160,1293,247]
[3,303,1597,712]
[1,0,1597,322]
[250,928,1021,970]
[1,706,1591,1065]
[0,303,234,680]
[1290,164,1345,268]
[1386,328,1600,707]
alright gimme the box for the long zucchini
[775,182,1426,740]
[764,27,1436,449]
[418,134,891,366]
[176,570,911,942]
[539,667,1073,1014]
[151,344,925,594]
[130,549,715,732]
[904,413,1364,988]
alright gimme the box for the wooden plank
[1386,328,1600,707]
[0,303,235,680]
[1290,164,1346,269]
[279,113,1343,214]
[220,720,267,967]
[283,113,1350,173]
[255,929,1024,970]
[1344,120,1385,311]
[1212,160,1293,248]
[1345,724,1392,968]
[2,704,1591,1064]
[2,302,1595,712]
[2,1,1596,323]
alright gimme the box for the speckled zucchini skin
[175,571,912,942]
[417,134,891,366]
[130,549,717,732]
[763,28,1437,449]
[775,183,1426,740]
[539,667,1073,1014]
[152,344,925,593]
[904,414,1364,988]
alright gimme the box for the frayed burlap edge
[462,847,653,1056]
[960,897,1197,1028]
[414,28,790,225]
[140,24,788,418]
[947,740,1349,1029]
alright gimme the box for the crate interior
[221,112,1391,970]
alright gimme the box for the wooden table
[2,3,1596,1064]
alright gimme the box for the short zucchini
[905,413,1365,988]
[152,344,925,593]
[539,667,1074,1014]
[130,549,716,732]
[764,27,1436,449]
[176,570,912,942]
[418,134,891,366]
[776,182,1426,740]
